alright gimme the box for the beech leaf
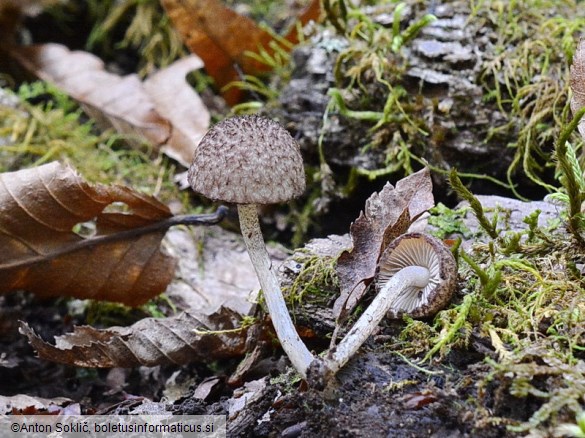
[0,161,176,306]
[19,307,247,367]
[8,43,208,166]
[333,168,434,320]
[570,38,585,139]
[143,55,210,164]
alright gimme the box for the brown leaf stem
[1,206,228,271]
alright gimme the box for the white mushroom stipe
[188,115,315,378]
[188,116,456,385]
[324,265,430,375]
[238,204,314,378]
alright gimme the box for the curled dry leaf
[19,307,247,367]
[8,43,208,166]
[333,168,434,320]
[570,38,585,139]
[143,56,210,164]
[0,161,175,306]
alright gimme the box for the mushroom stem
[324,265,430,375]
[237,203,315,378]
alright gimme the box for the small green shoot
[449,169,499,239]
[556,411,585,438]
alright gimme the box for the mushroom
[320,232,457,376]
[187,115,314,378]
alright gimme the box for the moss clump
[320,1,436,177]
[282,250,339,311]
[428,202,473,239]
[393,182,585,433]
[83,298,167,328]
[390,103,585,430]
[475,0,585,197]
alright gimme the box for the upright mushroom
[318,233,457,377]
[188,115,314,377]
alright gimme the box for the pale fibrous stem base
[237,203,315,378]
[323,265,430,375]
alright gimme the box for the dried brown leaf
[0,161,175,306]
[193,376,223,401]
[161,0,321,105]
[19,307,247,367]
[143,55,209,164]
[161,0,274,79]
[8,44,208,166]
[333,168,434,320]
[570,38,585,139]
[0,394,72,415]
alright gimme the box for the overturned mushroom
[318,233,456,377]
[188,115,314,378]
[376,233,457,318]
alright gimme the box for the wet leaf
[19,307,247,367]
[226,378,268,422]
[8,43,208,166]
[570,38,585,139]
[333,168,434,320]
[0,161,175,306]
[401,391,439,410]
[192,376,223,401]
[161,0,321,105]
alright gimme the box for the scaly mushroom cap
[376,233,457,318]
[188,115,305,204]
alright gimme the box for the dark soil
[1,289,530,437]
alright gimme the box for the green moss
[282,250,340,311]
[388,113,585,432]
[84,297,171,327]
[0,82,185,206]
[86,0,186,76]
[406,214,583,433]
[321,2,435,175]
[270,367,303,390]
[557,411,585,438]
[475,0,585,197]
[428,202,473,239]
[393,232,585,431]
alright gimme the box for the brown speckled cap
[188,115,306,204]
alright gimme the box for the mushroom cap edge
[375,232,457,318]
